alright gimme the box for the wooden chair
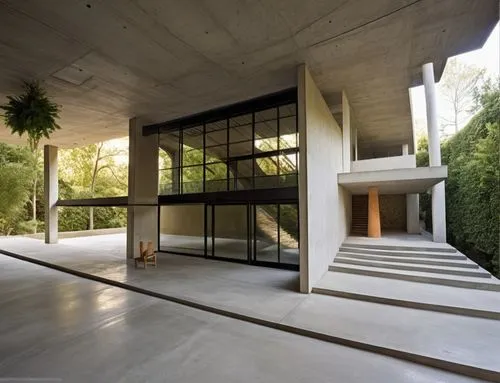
[135,240,157,269]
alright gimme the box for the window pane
[255,205,278,263]
[278,103,296,118]
[182,126,203,166]
[230,113,252,127]
[255,108,277,122]
[255,156,278,189]
[182,165,203,194]
[159,204,205,256]
[205,162,227,192]
[229,120,252,157]
[229,159,253,191]
[214,205,248,261]
[279,204,299,265]
[255,120,277,152]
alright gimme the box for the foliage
[58,139,128,232]
[419,81,499,275]
[0,144,34,235]
[0,81,61,233]
[0,81,61,151]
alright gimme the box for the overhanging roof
[338,166,447,194]
[0,0,497,149]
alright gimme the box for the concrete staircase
[313,240,500,321]
[350,195,368,236]
[329,242,499,291]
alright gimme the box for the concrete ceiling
[0,0,497,149]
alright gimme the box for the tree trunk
[89,143,103,231]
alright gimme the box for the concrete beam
[338,166,447,195]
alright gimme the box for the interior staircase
[255,207,297,248]
[350,195,368,236]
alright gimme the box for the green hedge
[438,83,499,276]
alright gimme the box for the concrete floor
[0,254,489,383]
[0,234,499,381]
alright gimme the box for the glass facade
[155,89,299,269]
[158,102,298,195]
[159,203,299,268]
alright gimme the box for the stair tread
[331,263,500,285]
[337,252,476,267]
[314,272,500,315]
[334,257,489,276]
[342,242,456,253]
[340,246,461,257]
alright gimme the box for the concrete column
[127,117,159,259]
[367,186,381,238]
[44,145,58,244]
[342,91,351,172]
[422,62,446,242]
[402,144,409,155]
[354,126,358,161]
[406,194,420,234]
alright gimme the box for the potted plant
[0,81,61,233]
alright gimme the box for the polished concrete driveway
[0,255,485,383]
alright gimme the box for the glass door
[211,204,249,262]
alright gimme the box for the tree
[438,58,485,135]
[0,81,61,233]
[88,142,127,229]
[0,144,34,235]
[59,140,127,230]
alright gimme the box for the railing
[159,174,298,196]
[351,155,416,173]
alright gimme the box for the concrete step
[336,251,478,268]
[333,257,490,278]
[330,263,500,291]
[339,246,465,260]
[313,272,500,320]
[341,242,457,253]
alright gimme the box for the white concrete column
[406,194,420,234]
[342,90,351,172]
[44,145,58,244]
[402,144,409,156]
[422,62,446,243]
[353,126,358,161]
[127,118,159,259]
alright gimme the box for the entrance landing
[0,234,499,381]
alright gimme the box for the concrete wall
[160,205,204,236]
[379,194,406,231]
[298,64,347,293]
[160,204,247,240]
[351,155,416,173]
